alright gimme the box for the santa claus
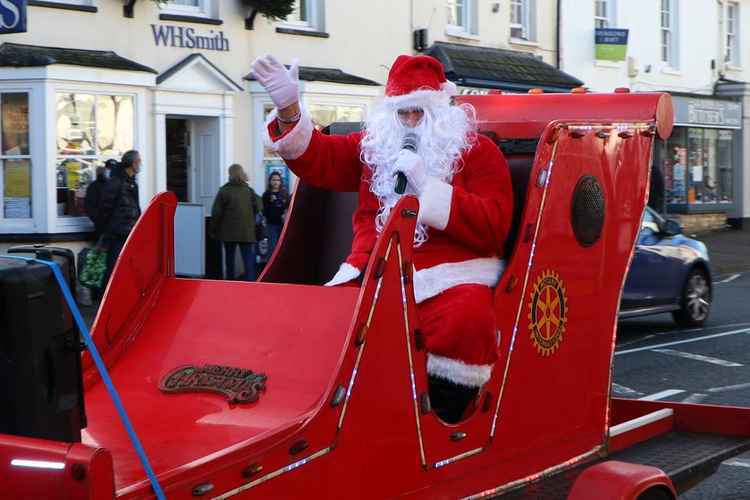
[252,54,513,423]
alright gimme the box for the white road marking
[617,334,656,348]
[714,273,742,284]
[612,383,643,396]
[706,382,750,393]
[615,328,750,356]
[680,393,708,404]
[639,389,685,401]
[652,348,743,367]
[723,459,750,468]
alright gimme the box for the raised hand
[250,54,300,110]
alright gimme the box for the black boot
[428,375,479,424]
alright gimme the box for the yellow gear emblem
[528,270,568,356]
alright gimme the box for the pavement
[692,226,750,277]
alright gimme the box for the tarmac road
[614,271,750,499]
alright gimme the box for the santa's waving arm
[252,55,362,192]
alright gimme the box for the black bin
[0,248,86,443]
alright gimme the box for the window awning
[245,66,379,86]
[0,43,157,73]
[425,42,583,93]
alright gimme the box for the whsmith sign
[0,0,26,35]
[151,24,229,51]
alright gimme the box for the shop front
[653,94,742,230]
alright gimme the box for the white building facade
[0,0,581,247]
[560,0,750,229]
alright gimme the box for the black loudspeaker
[413,28,428,52]
[0,247,86,443]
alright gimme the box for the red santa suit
[266,56,513,388]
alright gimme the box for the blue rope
[0,255,166,500]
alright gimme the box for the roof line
[157,53,243,91]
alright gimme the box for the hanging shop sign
[151,24,230,52]
[595,29,629,62]
[0,0,26,35]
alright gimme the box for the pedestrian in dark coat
[99,150,142,285]
[211,164,263,281]
[84,166,109,241]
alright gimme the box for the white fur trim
[441,80,458,96]
[382,89,451,111]
[413,257,505,304]
[264,110,314,160]
[325,262,361,287]
[417,177,453,230]
[427,353,492,387]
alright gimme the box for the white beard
[360,92,476,246]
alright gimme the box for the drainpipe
[556,0,562,69]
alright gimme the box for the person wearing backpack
[210,164,263,281]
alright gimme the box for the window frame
[594,0,616,29]
[37,0,94,5]
[161,0,212,18]
[510,0,536,42]
[54,90,136,220]
[0,92,32,221]
[280,0,325,32]
[726,2,741,67]
[446,0,477,37]
[660,0,680,69]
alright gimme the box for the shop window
[659,126,734,208]
[446,0,477,36]
[1,93,31,219]
[260,103,363,193]
[56,93,134,217]
[725,2,740,67]
[282,0,325,31]
[660,0,680,69]
[594,0,616,29]
[510,0,536,42]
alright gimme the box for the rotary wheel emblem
[528,270,568,356]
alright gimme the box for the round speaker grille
[571,175,605,247]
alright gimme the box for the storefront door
[191,117,220,215]
[165,116,220,214]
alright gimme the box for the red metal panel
[0,435,114,500]
[457,92,674,140]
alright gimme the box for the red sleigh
[3,91,750,499]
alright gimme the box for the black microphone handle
[395,172,408,194]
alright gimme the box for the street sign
[595,28,628,62]
[0,0,26,35]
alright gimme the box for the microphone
[395,132,419,194]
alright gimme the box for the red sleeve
[268,118,363,193]
[419,135,513,256]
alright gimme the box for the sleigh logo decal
[159,364,267,404]
[528,270,568,356]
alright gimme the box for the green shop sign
[595,28,628,61]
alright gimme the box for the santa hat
[384,55,458,109]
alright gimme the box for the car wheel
[672,268,711,328]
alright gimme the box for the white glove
[251,54,300,110]
[394,149,428,194]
